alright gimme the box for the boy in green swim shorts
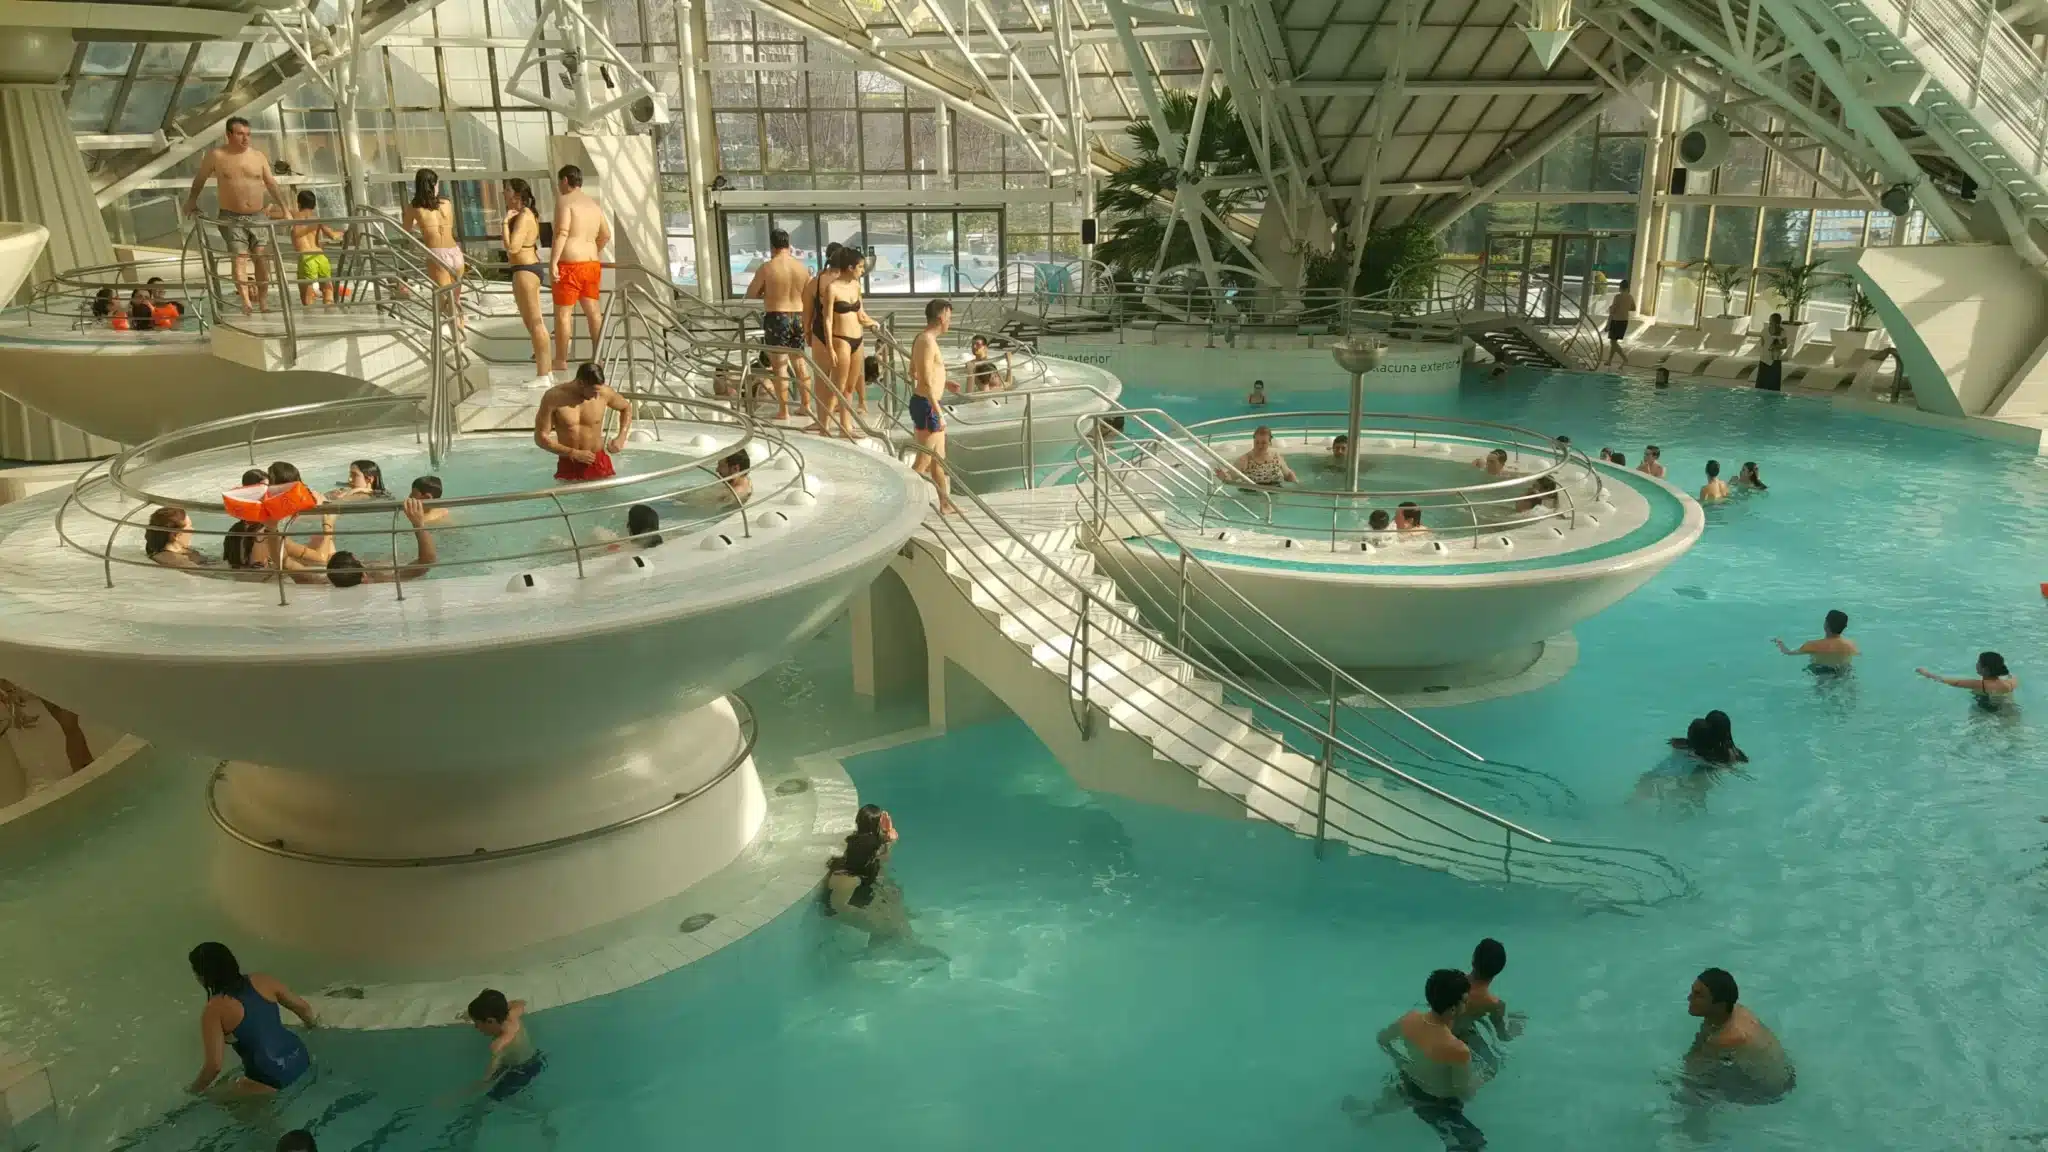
[290,190,341,307]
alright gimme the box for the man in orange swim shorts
[549,164,611,374]
[535,363,631,481]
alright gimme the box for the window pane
[1707,207,1758,266]
[909,112,941,174]
[449,108,495,170]
[864,211,910,294]
[1592,136,1644,192]
[115,81,176,133]
[772,213,821,271]
[959,211,1000,292]
[812,111,857,172]
[1661,205,1708,262]
[1714,138,1765,195]
[69,77,120,130]
[857,71,903,108]
[955,118,1001,171]
[710,45,756,107]
[1539,130,1593,193]
[386,47,440,106]
[715,112,761,170]
[725,212,769,295]
[1656,265,1700,326]
[1766,147,1817,198]
[398,110,451,167]
[1812,209,1867,250]
[821,212,863,253]
[1759,208,1811,265]
[912,212,955,293]
[502,110,551,170]
[763,111,809,171]
[661,174,691,233]
[861,112,904,171]
[1866,210,1897,246]
[810,68,855,107]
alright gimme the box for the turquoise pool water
[20,366,2048,1150]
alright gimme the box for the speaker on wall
[1676,120,1731,169]
[1081,217,1097,244]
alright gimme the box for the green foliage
[1095,89,1260,283]
[1762,260,1839,321]
[1685,260,1748,317]
[1299,222,1444,312]
[1847,286,1877,330]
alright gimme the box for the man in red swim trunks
[548,163,611,373]
[535,362,631,481]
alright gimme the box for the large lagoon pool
[15,366,2048,1150]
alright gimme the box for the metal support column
[677,0,721,293]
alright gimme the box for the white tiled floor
[302,754,864,1031]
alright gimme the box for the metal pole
[1022,392,1036,489]
[1344,369,1364,491]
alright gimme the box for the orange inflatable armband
[222,481,319,523]
[110,314,130,331]
[152,304,178,330]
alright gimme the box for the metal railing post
[1022,392,1036,489]
[1174,549,1190,645]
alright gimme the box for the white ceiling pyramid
[1521,23,1583,69]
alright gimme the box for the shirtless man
[1681,968,1794,1109]
[966,335,1012,392]
[909,299,961,515]
[1638,445,1666,479]
[1344,969,1487,1151]
[549,165,611,374]
[1603,280,1635,368]
[535,362,631,482]
[448,989,555,1150]
[1472,448,1510,477]
[1774,609,1858,673]
[1700,459,1730,504]
[744,229,812,421]
[182,117,290,314]
[324,499,438,588]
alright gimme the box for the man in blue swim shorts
[446,989,558,1149]
[908,298,962,514]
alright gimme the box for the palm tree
[1095,88,1260,283]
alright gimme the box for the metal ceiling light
[1521,0,1583,69]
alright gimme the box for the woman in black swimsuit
[502,178,550,384]
[1919,652,2018,712]
[809,245,871,438]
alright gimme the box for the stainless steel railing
[205,695,758,866]
[909,441,1684,903]
[54,388,805,605]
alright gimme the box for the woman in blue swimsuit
[187,941,317,1096]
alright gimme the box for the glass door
[1558,235,1595,326]
[1523,237,1557,322]
[1480,235,1527,312]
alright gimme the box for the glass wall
[720,210,1001,296]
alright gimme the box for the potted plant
[1761,260,1838,354]
[1833,285,1889,353]
[1686,260,1750,335]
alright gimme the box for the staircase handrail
[1872,0,2048,174]
[912,443,1687,902]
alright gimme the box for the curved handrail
[205,695,758,866]
[907,440,1685,902]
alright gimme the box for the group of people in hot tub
[138,450,755,586]
[1215,427,1573,537]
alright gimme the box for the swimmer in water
[1918,651,2017,711]
[1699,458,1730,503]
[1343,968,1486,1151]
[1472,448,1510,476]
[1638,445,1665,479]
[1678,968,1795,1114]
[1457,938,1519,1078]
[186,942,316,1097]
[1773,609,1857,673]
[446,989,556,1150]
[1247,379,1267,407]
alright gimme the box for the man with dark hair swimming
[1774,609,1857,673]
[1458,938,1518,1076]
[1345,968,1488,1150]
[1680,968,1794,1108]
[326,498,437,587]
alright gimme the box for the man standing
[1774,609,1857,672]
[1757,313,1789,391]
[535,362,631,481]
[743,229,813,421]
[549,164,611,374]
[181,117,290,314]
[909,299,961,515]
[1344,968,1487,1151]
[1602,280,1635,367]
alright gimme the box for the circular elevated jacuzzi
[0,395,926,961]
[1084,411,1703,688]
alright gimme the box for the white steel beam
[1281,79,1609,96]
[871,26,1193,47]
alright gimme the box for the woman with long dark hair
[186,941,317,1095]
[402,168,464,336]
[502,177,550,383]
[806,245,872,439]
[1919,652,2018,712]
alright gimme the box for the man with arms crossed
[182,117,291,314]
[535,363,632,481]
[549,165,611,374]
[744,229,813,421]
[909,299,962,515]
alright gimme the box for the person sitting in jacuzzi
[590,504,664,555]
[1321,435,1367,476]
[224,512,338,583]
[144,507,214,569]
[1513,475,1561,514]
[328,459,388,502]
[966,335,1011,392]
[325,498,438,587]
[409,475,450,526]
[717,449,753,505]
[1472,448,1512,477]
[1219,425,1295,487]
[1395,502,1428,536]
[1362,508,1395,546]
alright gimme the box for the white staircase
[1823,0,2048,219]
[901,491,1691,906]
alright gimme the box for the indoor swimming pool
[11,366,2048,1151]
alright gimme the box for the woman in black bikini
[1919,651,2018,712]
[502,178,551,385]
[809,245,872,439]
